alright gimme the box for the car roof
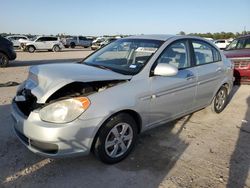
[37,36,57,38]
[235,34,250,39]
[6,35,27,38]
[126,34,206,41]
[126,34,175,41]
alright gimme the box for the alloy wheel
[105,122,133,158]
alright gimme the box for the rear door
[45,37,57,49]
[191,39,223,108]
[148,39,197,126]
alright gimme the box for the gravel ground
[0,49,250,188]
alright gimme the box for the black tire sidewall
[28,46,35,53]
[0,53,9,67]
[70,43,75,48]
[94,113,138,164]
[53,45,60,52]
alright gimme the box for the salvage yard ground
[0,49,250,188]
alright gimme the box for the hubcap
[54,46,59,51]
[29,47,34,52]
[105,123,133,158]
[215,89,226,111]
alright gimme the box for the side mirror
[154,63,178,77]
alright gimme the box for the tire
[52,45,60,52]
[94,113,138,164]
[70,42,76,48]
[211,86,228,113]
[0,52,9,67]
[27,46,35,53]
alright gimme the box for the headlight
[39,97,90,123]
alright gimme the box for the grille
[15,89,38,117]
[233,61,250,69]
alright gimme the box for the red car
[224,35,250,84]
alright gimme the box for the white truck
[63,36,92,48]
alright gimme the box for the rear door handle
[216,67,222,72]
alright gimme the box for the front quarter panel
[79,78,152,136]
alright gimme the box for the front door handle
[186,73,195,80]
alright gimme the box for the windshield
[83,38,163,75]
[30,36,38,41]
[226,38,250,50]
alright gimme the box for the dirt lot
[0,49,250,188]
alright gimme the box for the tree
[179,31,186,35]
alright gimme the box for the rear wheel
[0,52,9,67]
[52,45,60,52]
[211,86,228,113]
[27,46,35,53]
[94,113,138,164]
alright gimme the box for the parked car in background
[5,35,29,48]
[100,38,117,47]
[204,37,214,42]
[12,35,234,163]
[214,39,230,50]
[224,35,250,84]
[0,36,16,67]
[91,37,106,50]
[22,36,64,53]
[63,36,92,48]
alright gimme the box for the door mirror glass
[154,63,178,76]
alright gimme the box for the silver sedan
[12,35,234,163]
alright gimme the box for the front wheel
[0,52,9,67]
[27,46,35,53]
[94,113,138,164]
[70,43,76,48]
[211,86,228,113]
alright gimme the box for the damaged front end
[13,63,133,119]
[14,80,127,118]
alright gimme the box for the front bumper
[11,102,103,158]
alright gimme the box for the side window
[236,39,245,49]
[244,38,250,48]
[50,37,57,41]
[192,40,220,65]
[156,40,189,69]
[79,36,86,40]
[36,37,44,42]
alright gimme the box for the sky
[1,0,250,36]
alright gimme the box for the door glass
[192,41,214,65]
[156,41,189,69]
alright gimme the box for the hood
[23,63,132,103]
[19,39,32,44]
[224,49,250,59]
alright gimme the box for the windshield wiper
[84,62,112,71]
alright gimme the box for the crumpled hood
[23,63,132,103]
[19,39,33,44]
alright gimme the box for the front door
[148,40,197,127]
